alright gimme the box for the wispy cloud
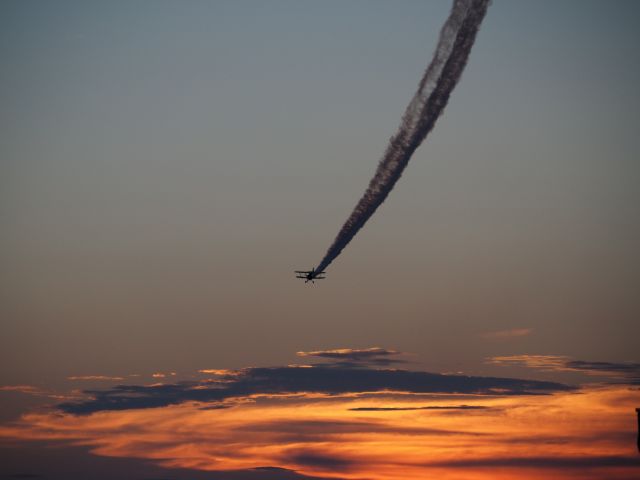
[487,355,640,382]
[349,405,491,412]
[296,347,405,367]
[198,369,239,376]
[488,355,571,370]
[0,384,77,401]
[67,376,125,381]
[480,328,532,340]
[297,347,399,359]
[0,385,41,394]
[564,360,640,380]
[428,455,640,468]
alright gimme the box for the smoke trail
[313,0,490,276]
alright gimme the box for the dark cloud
[349,405,491,411]
[0,443,334,480]
[281,451,356,472]
[488,355,640,382]
[566,360,640,380]
[297,347,399,359]
[296,347,405,367]
[428,455,640,468]
[59,363,572,415]
[198,404,232,411]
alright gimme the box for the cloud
[565,360,640,380]
[67,376,125,381]
[296,347,405,367]
[233,419,483,439]
[0,385,73,400]
[198,369,239,376]
[4,384,637,480]
[480,328,532,340]
[281,450,356,472]
[0,385,41,394]
[488,355,571,370]
[349,405,491,411]
[58,359,572,414]
[427,455,640,468]
[487,355,640,382]
[297,347,399,359]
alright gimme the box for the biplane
[295,268,326,284]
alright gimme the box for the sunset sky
[1,0,639,478]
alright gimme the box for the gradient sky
[1,1,639,477]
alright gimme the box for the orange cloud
[197,369,240,376]
[0,385,41,393]
[0,386,637,480]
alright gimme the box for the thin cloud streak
[0,385,41,394]
[296,347,405,366]
[198,369,240,376]
[488,355,640,382]
[480,328,532,339]
[0,385,78,401]
[427,455,640,468]
[67,376,125,381]
[296,347,400,360]
[349,404,490,411]
[314,0,490,274]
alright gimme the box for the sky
[1,1,639,478]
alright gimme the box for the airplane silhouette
[295,268,326,284]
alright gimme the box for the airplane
[295,268,326,284]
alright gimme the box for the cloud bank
[59,354,571,415]
[2,384,637,480]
